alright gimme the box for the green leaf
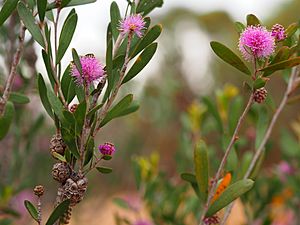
[206,179,254,217]
[180,173,197,183]
[24,200,38,222]
[37,0,47,22]
[246,14,260,26]
[61,128,80,159]
[17,2,45,48]
[84,138,94,166]
[47,89,66,125]
[110,2,121,41]
[260,57,300,74]
[253,78,267,90]
[45,200,70,225]
[0,101,14,140]
[130,24,162,59]
[71,48,82,75]
[102,155,112,160]
[228,96,243,134]
[234,22,245,34]
[210,41,251,76]
[42,50,56,88]
[52,152,67,162]
[63,110,75,130]
[0,0,19,26]
[61,0,73,8]
[194,140,209,202]
[263,46,290,76]
[113,198,129,209]
[96,166,113,174]
[100,94,133,127]
[57,11,78,64]
[9,92,30,104]
[61,66,76,103]
[74,101,86,135]
[105,24,113,97]
[47,0,97,10]
[37,74,53,119]
[255,107,269,149]
[285,23,298,38]
[136,0,163,16]
[122,43,157,84]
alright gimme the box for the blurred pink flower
[278,161,294,175]
[133,220,152,225]
[119,14,146,37]
[239,25,275,61]
[9,189,34,218]
[71,54,104,86]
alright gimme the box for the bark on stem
[0,24,26,115]
[199,93,254,224]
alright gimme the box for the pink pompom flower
[119,14,146,38]
[71,54,104,86]
[271,24,287,41]
[98,142,116,156]
[239,25,275,61]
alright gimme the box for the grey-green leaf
[0,0,19,26]
[9,92,30,104]
[210,41,251,75]
[37,74,53,119]
[194,140,209,202]
[0,101,14,140]
[17,2,45,48]
[96,166,113,174]
[47,0,97,10]
[110,1,121,40]
[56,12,78,64]
[37,0,47,22]
[260,57,300,74]
[206,179,254,217]
[45,200,70,225]
[24,200,38,222]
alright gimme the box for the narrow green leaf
[45,200,70,225]
[72,48,82,74]
[9,92,30,104]
[136,0,163,16]
[47,0,97,10]
[202,96,223,133]
[84,138,94,166]
[246,14,260,26]
[114,101,139,117]
[263,46,290,76]
[253,78,266,90]
[234,22,245,34]
[96,166,113,174]
[17,2,45,48]
[255,107,269,149]
[210,41,251,75]
[37,74,53,119]
[42,50,56,88]
[285,23,298,38]
[100,94,133,127]
[61,65,76,103]
[52,152,67,162]
[63,110,75,130]
[0,0,19,26]
[74,101,86,135]
[0,101,14,140]
[61,0,73,8]
[260,57,300,74]
[130,24,162,59]
[24,200,38,222]
[228,96,243,134]
[37,0,47,22]
[57,12,78,64]
[61,128,80,159]
[122,43,157,84]
[106,24,113,78]
[110,2,121,40]
[180,173,197,183]
[47,89,66,124]
[206,179,254,217]
[194,140,209,202]
[103,155,112,160]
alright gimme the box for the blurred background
[1,0,300,224]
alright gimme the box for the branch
[199,92,254,224]
[220,66,299,225]
[0,24,26,115]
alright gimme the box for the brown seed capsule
[50,133,66,156]
[52,163,71,184]
[69,104,78,113]
[61,176,88,206]
[254,87,268,104]
[33,185,44,197]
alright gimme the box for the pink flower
[98,142,116,155]
[271,24,287,41]
[278,161,294,175]
[203,215,220,225]
[71,54,104,86]
[119,14,146,38]
[239,25,275,61]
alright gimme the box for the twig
[92,32,133,137]
[220,66,299,225]
[0,24,26,115]
[199,93,254,224]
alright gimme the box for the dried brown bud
[52,163,71,183]
[61,176,88,206]
[254,87,268,104]
[50,133,66,156]
[69,104,78,113]
[33,185,44,197]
